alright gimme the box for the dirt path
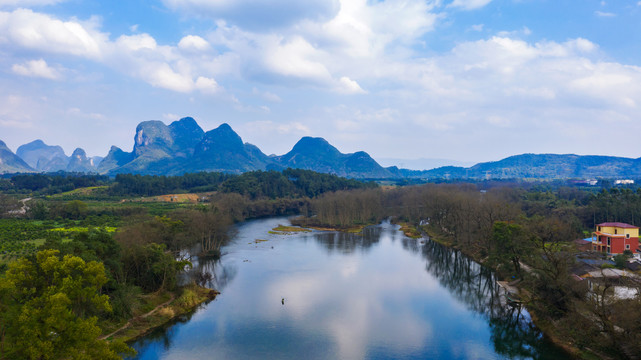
[100,293,176,340]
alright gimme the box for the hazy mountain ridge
[93,118,391,178]
[0,140,34,173]
[16,140,68,171]
[424,153,641,179]
[4,117,641,179]
[10,140,102,174]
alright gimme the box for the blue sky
[1,0,640,166]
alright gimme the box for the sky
[1,0,641,166]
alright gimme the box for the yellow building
[592,222,639,254]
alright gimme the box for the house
[592,222,640,255]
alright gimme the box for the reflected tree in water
[189,255,238,291]
[420,239,565,358]
[312,225,383,254]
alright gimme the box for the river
[130,217,567,359]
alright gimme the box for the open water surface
[130,217,566,359]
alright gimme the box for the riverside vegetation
[1,170,641,359]
[0,169,371,359]
[294,183,641,359]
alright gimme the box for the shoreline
[101,284,219,344]
[414,224,593,360]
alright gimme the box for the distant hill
[67,148,96,173]
[187,123,271,174]
[16,140,102,173]
[425,153,641,180]
[273,137,393,178]
[376,157,475,170]
[16,140,68,171]
[97,118,390,178]
[9,117,641,180]
[0,140,34,174]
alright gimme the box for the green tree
[63,200,88,220]
[0,249,133,359]
[489,221,527,276]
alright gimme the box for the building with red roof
[592,222,639,255]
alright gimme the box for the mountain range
[1,117,640,180]
[0,117,393,178]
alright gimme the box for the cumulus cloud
[202,0,439,93]
[178,35,210,52]
[195,76,219,94]
[116,33,157,51]
[3,0,641,161]
[12,59,61,79]
[0,9,105,59]
[0,9,223,95]
[336,76,366,94]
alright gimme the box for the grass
[397,223,423,238]
[49,226,118,233]
[49,186,110,198]
[271,225,312,233]
[101,285,217,343]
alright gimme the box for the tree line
[0,169,376,199]
[297,184,641,358]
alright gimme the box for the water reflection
[419,238,564,359]
[311,225,382,254]
[131,218,565,360]
[187,256,238,291]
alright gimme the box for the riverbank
[282,218,596,359]
[100,284,219,343]
[406,223,603,360]
[288,217,370,233]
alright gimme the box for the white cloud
[203,0,439,93]
[448,0,493,10]
[336,76,366,94]
[195,76,219,94]
[12,59,61,80]
[470,24,484,32]
[595,11,616,17]
[0,9,224,95]
[139,63,194,92]
[0,9,106,59]
[116,33,157,51]
[178,35,210,52]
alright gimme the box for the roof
[585,268,630,278]
[597,222,638,229]
[593,231,626,238]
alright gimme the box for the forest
[1,171,641,359]
[0,169,375,198]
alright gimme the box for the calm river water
[130,217,566,359]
